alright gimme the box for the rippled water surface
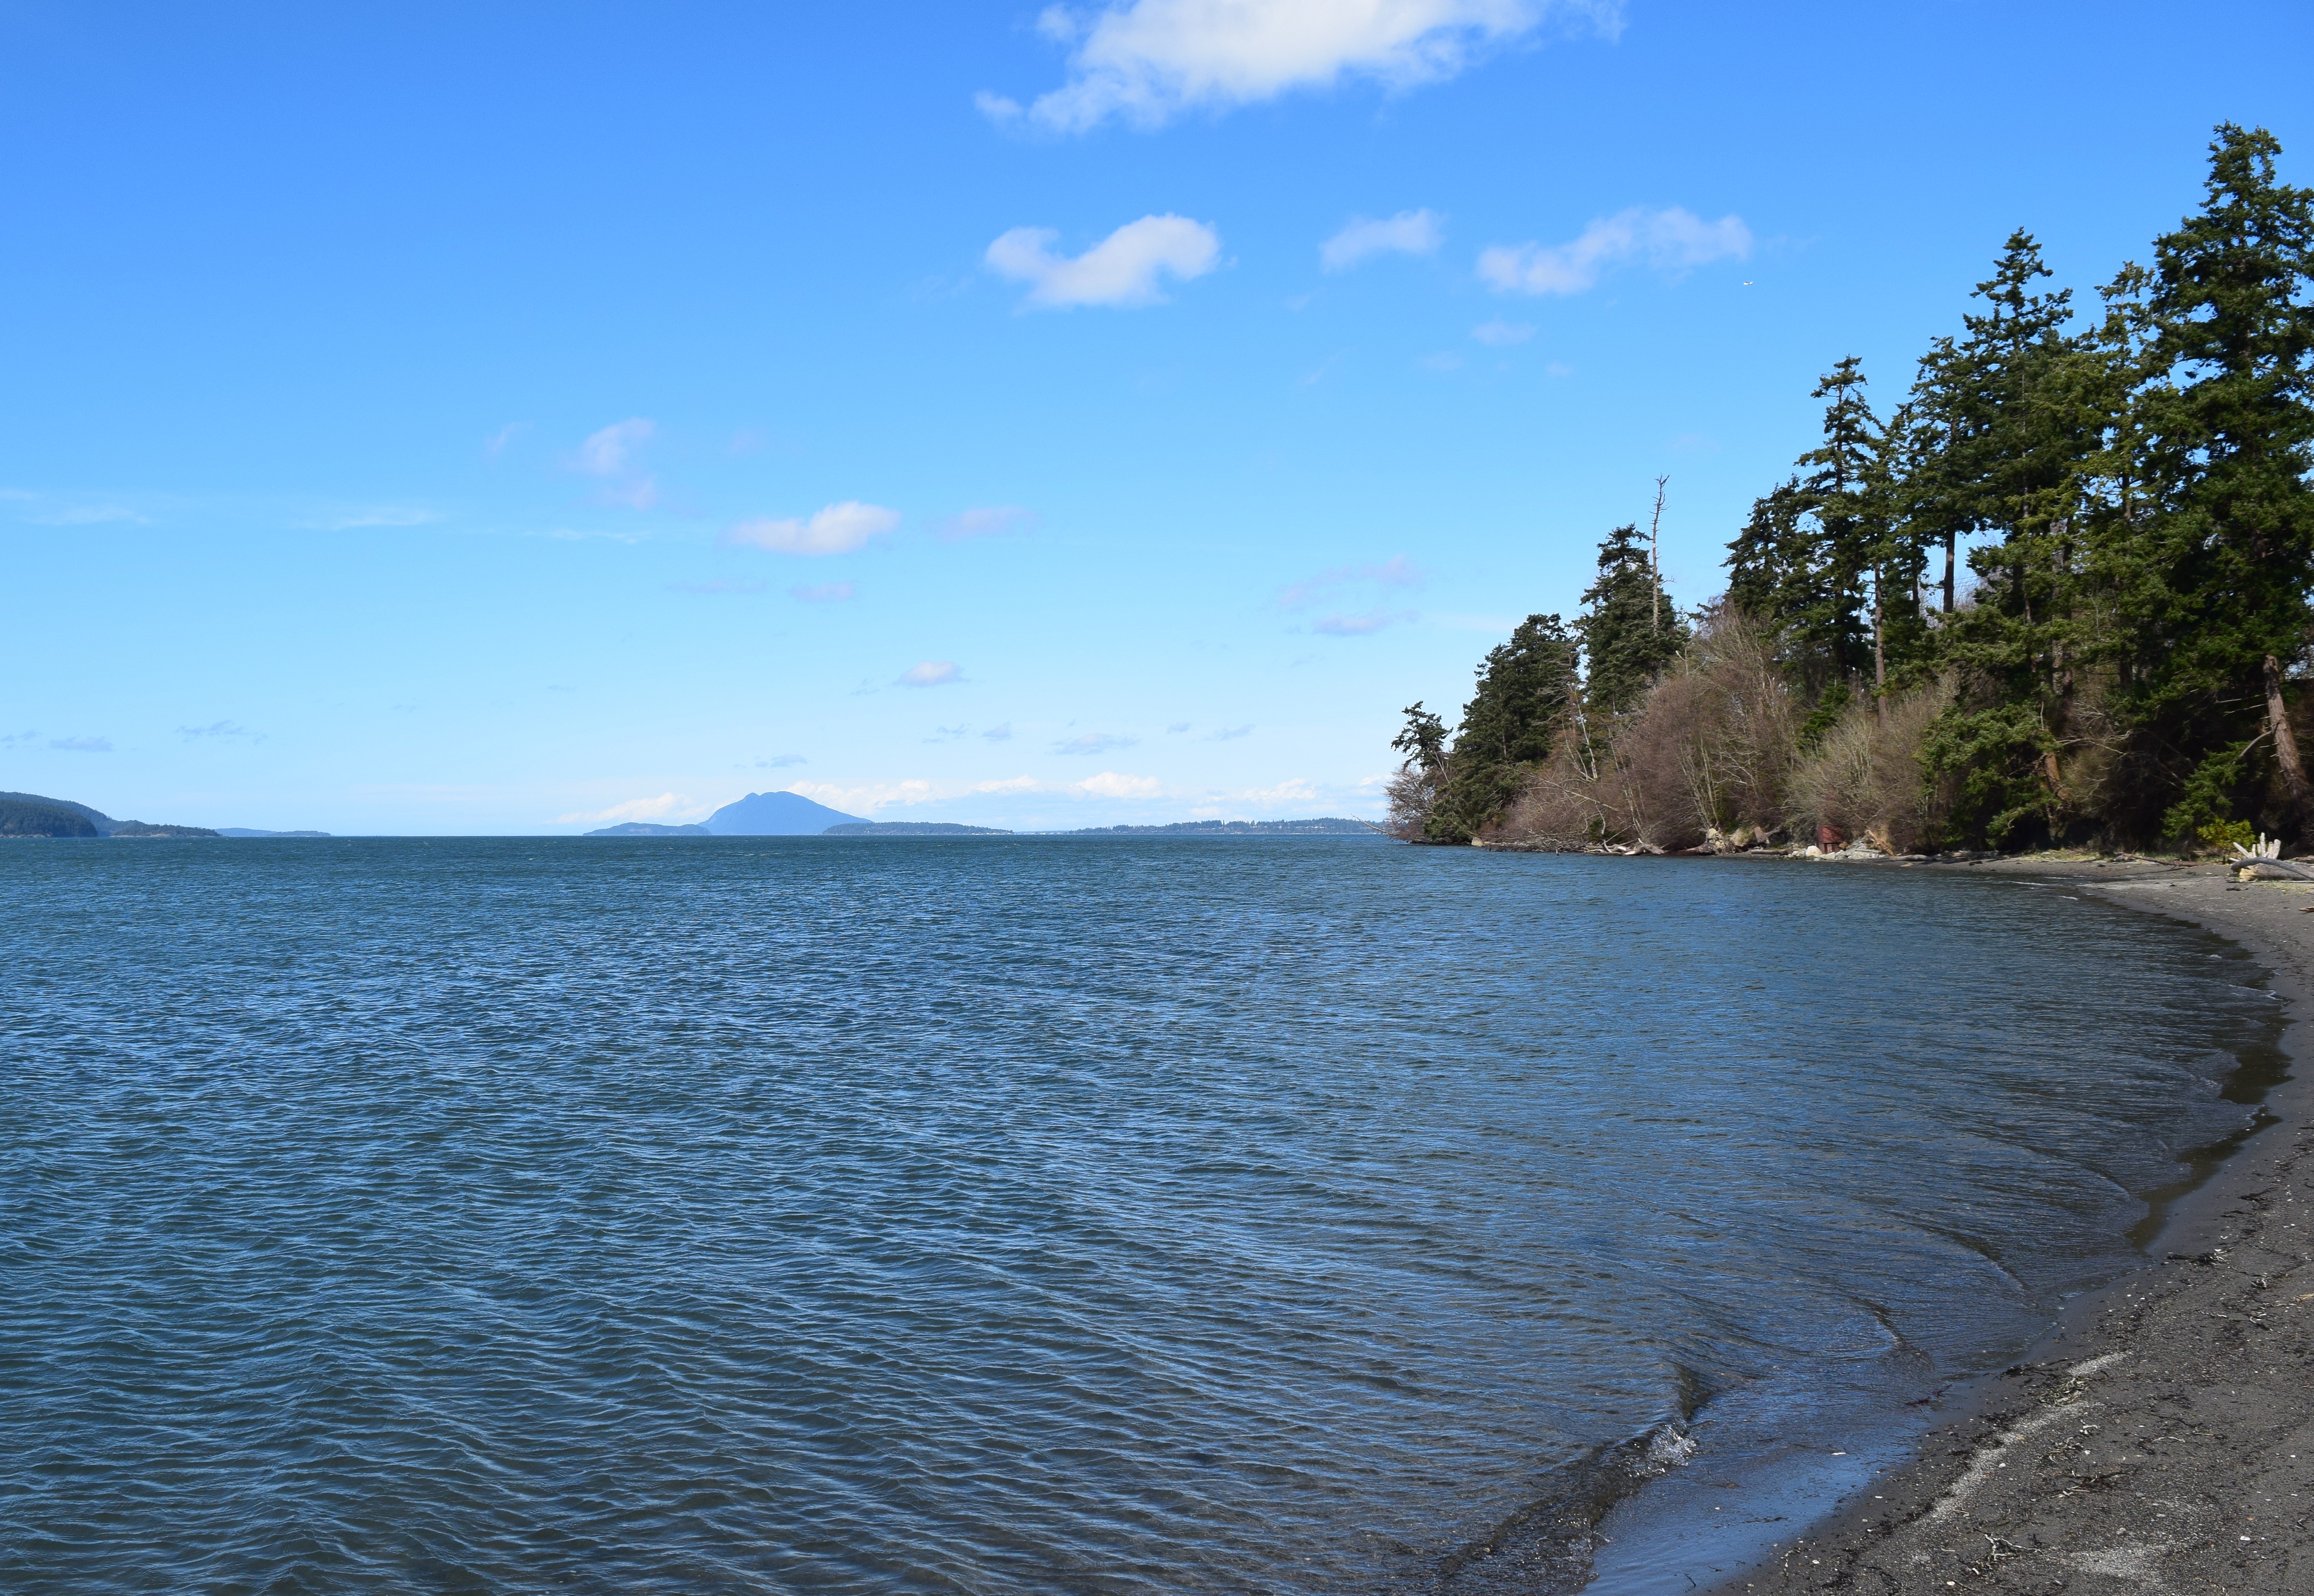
[0,839,2283,1593]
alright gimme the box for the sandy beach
[1708,856,2314,1593]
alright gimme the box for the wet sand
[1705,856,2314,1593]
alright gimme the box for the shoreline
[1698,856,2314,1593]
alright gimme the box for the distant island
[0,791,225,839]
[823,822,1011,836]
[1056,818,1381,836]
[215,828,332,839]
[581,804,1384,839]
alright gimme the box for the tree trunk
[2265,654,2312,821]
[1942,530,1956,614]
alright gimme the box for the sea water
[0,838,2282,1593]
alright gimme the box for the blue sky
[5,0,2308,833]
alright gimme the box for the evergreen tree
[1428,614,1581,842]
[2118,124,2314,838]
[1910,232,2108,843]
[1578,523,1688,716]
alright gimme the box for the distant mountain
[0,797,100,838]
[704,791,864,836]
[821,822,1012,836]
[215,829,332,839]
[586,822,712,837]
[1059,818,1383,836]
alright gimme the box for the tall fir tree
[1428,614,1581,842]
[1578,523,1689,716]
[2118,123,2314,838]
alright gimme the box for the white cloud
[898,660,963,687]
[986,215,1221,308]
[789,580,857,602]
[1075,771,1162,798]
[975,775,1043,794]
[725,501,901,556]
[1235,777,1319,806]
[1478,206,1751,295]
[556,792,710,825]
[939,505,1033,540]
[578,418,653,475]
[986,0,1613,132]
[1471,318,1535,345]
[983,723,1015,741]
[791,778,936,813]
[1053,732,1138,755]
[1313,608,1415,635]
[1320,208,1442,271]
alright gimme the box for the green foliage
[1428,614,1580,842]
[2160,741,2255,844]
[1796,680,1851,750]
[1390,702,1448,772]
[2199,818,2257,852]
[1578,523,1688,716]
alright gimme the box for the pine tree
[1428,614,1581,842]
[1578,523,1688,716]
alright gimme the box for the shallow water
[0,839,2281,1593]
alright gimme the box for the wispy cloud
[726,502,900,556]
[789,580,857,602]
[177,720,256,741]
[28,503,147,526]
[987,215,1221,308]
[939,505,1033,541]
[484,422,527,458]
[1314,609,1416,635]
[1166,721,1190,733]
[1075,771,1161,799]
[1208,724,1254,740]
[573,417,658,509]
[898,660,963,688]
[49,736,112,753]
[1471,318,1536,345]
[0,729,39,747]
[668,577,769,595]
[983,723,1015,741]
[979,0,1614,132]
[555,792,710,825]
[1479,205,1750,296]
[1053,732,1138,756]
[791,778,937,814]
[755,754,808,768]
[1320,208,1442,271]
[925,724,972,743]
[1279,554,1424,611]
[312,506,440,530]
[578,418,653,475]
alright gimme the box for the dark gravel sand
[1710,858,2314,1594]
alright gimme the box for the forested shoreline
[1390,125,2314,857]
